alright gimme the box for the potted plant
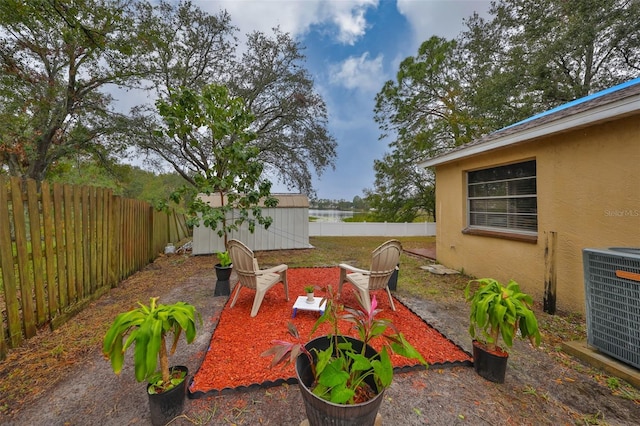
[464,278,541,383]
[102,297,200,426]
[304,285,315,303]
[214,251,233,296]
[262,285,426,425]
[215,250,233,280]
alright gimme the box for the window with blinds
[467,160,537,235]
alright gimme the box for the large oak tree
[0,0,146,181]
[1,0,336,200]
[132,1,336,196]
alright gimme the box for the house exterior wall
[434,115,640,314]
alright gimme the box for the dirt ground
[2,253,640,426]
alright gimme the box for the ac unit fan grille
[583,248,640,369]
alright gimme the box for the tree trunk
[159,335,170,383]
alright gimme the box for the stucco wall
[434,115,640,314]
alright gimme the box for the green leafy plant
[217,251,232,267]
[304,285,315,294]
[262,285,427,404]
[464,278,541,352]
[102,297,200,393]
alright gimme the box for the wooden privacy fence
[0,176,190,360]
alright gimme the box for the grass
[258,236,467,303]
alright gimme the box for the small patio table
[292,296,326,318]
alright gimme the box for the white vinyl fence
[192,191,436,254]
[309,222,436,237]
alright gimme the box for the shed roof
[419,77,640,168]
[198,193,309,208]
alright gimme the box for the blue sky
[195,0,493,200]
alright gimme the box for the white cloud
[198,0,319,38]
[196,0,378,45]
[397,0,492,47]
[328,0,378,45]
[329,52,384,92]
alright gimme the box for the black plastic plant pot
[472,340,508,384]
[147,365,188,426]
[214,264,233,282]
[295,336,385,426]
[387,264,400,291]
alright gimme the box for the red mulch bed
[188,267,472,397]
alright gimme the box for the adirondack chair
[227,239,289,317]
[338,239,401,312]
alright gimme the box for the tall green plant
[464,278,541,352]
[102,298,199,392]
[155,84,278,246]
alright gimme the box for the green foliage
[147,368,186,395]
[0,0,146,181]
[464,278,541,352]
[342,213,377,222]
[133,1,336,196]
[102,297,200,392]
[156,84,278,244]
[371,1,640,217]
[472,0,640,108]
[370,36,481,222]
[262,285,426,405]
[1,0,335,197]
[216,251,232,267]
[304,285,315,294]
[46,158,189,208]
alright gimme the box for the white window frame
[466,160,538,237]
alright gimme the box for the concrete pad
[420,264,460,275]
[562,340,640,388]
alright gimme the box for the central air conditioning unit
[582,247,640,369]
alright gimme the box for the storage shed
[192,194,310,255]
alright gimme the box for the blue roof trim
[502,77,640,130]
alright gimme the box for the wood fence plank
[91,188,104,289]
[104,191,111,287]
[82,186,96,297]
[100,189,109,288]
[170,210,178,242]
[10,177,37,338]
[177,212,188,241]
[0,176,21,350]
[111,195,120,285]
[82,186,91,295]
[63,185,76,302]
[73,186,84,299]
[133,202,138,270]
[40,181,58,316]
[119,197,125,282]
[147,206,152,260]
[121,200,127,278]
[52,183,68,308]
[26,179,46,324]
[130,202,136,274]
